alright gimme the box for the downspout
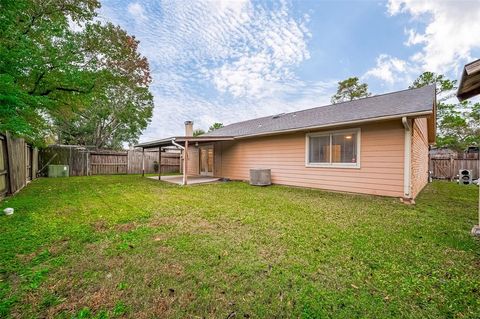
[171,138,187,185]
[171,138,185,151]
[402,117,412,199]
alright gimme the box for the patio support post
[183,140,188,185]
[158,146,162,181]
[142,148,145,177]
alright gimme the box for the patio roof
[135,136,234,149]
[136,136,234,185]
[457,59,480,101]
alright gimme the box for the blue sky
[98,0,480,141]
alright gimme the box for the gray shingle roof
[203,84,436,138]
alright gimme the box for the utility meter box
[48,165,69,177]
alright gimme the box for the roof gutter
[171,138,185,150]
[233,110,432,140]
[402,117,412,199]
[171,138,188,186]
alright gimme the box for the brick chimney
[184,121,193,137]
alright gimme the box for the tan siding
[186,147,199,175]
[410,117,429,198]
[214,142,222,176]
[219,120,405,197]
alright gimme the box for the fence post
[86,151,90,176]
[450,156,454,181]
[127,150,130,174]
[158,146,162,180]
[142,148,145,177]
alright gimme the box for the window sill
[305,163,360,169]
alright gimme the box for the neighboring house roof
[204,84,436,138]
[457,59,480,101]
[136,84,436,148]
[430,147,458,155]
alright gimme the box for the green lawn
[0,176,478,318]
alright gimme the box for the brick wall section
[410,117,429,198]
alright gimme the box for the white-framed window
[305,128,361,168]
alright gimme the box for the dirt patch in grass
[115,222,139,233]
[16,252,38,264]
[161,263,185,277]
[39,285,122,317]
[148,214,218,232]
[91,221,139,233]
[148,214,260,244]
[48,239,70,256]
[91,220,109,232]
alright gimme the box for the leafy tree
[410,72,479,151]
[55,82,153,149]
[193,129,205,137]
[0,0,100,144]
[50,22,153,148]
[208,122,224,132]
[0,0,153,147]
[409,71,456,99]
[331,77,371,104]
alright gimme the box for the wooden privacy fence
[39,146,181,176]
[39,145,89,176]
[127,151,180,174]
[0,132,38,199]
[90,152,128,175]
[429,157,479,180]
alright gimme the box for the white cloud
[366,0,480,85]
[204,7,311,98]
[404,28,425,47]
[100,0,317,140]
[140,79,336,142]
[388,0,480,73]
[364,54,410,84]
[127,2,147,22]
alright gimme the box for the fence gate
[89,152,128,175]
[429,157,479,180]
[430,159,452,179]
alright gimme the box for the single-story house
[137,84,436,201]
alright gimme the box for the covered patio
[135,131,233,185]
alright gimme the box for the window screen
[307,130,359,166]
[309,135,330,163]
[332,133,357,163]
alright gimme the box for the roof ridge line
[209,84,436,132]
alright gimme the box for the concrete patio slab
[148,175,220,185]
